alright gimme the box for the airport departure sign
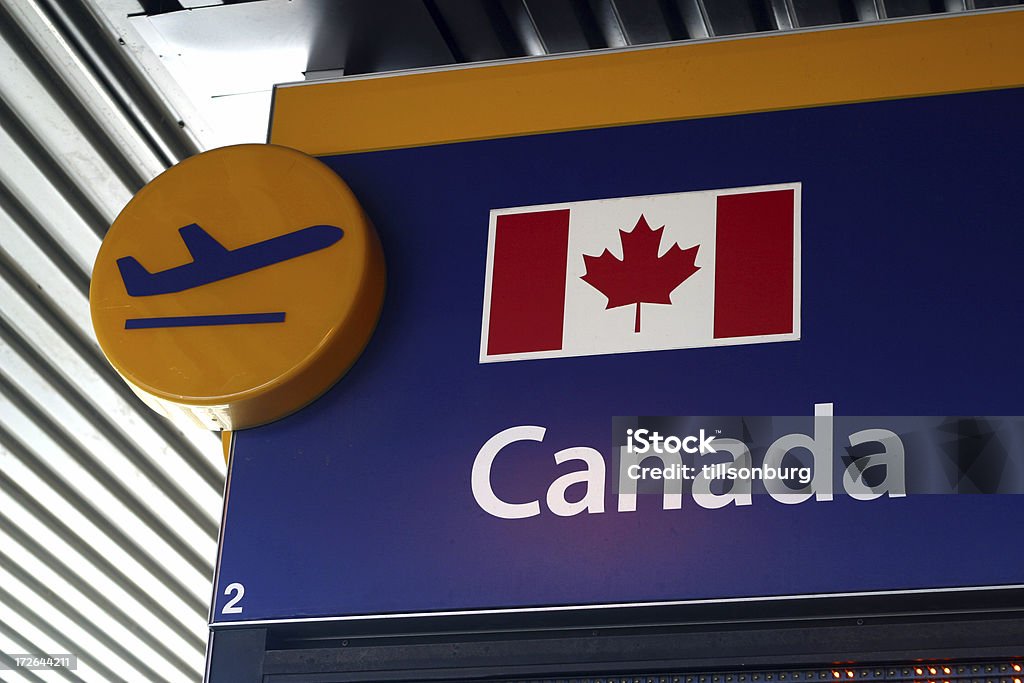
[89,144,386,430]
[208,10,1024,624]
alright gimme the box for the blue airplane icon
[117,223,344,297]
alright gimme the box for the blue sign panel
[212,88,1024,624]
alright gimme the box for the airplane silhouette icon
[117,223,344,297]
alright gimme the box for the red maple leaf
[581,214,701,333]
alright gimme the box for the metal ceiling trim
[273,5,1024,89]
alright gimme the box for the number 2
[222,582,245,614]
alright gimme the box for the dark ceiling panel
[586,0,628,47]
[971,0,1021,7]
[429,0,523,62]
[792,0,861,26]
[137,0,185,14]
[608,0,681,43]
[306,1,456,75]
[497,0,547,55]
[884,0,948,17]
[523,0,608,53]
[699,0,776,35]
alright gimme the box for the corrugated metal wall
[0,1,223,680]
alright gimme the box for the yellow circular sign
[90,144,385,430]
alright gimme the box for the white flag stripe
[562,191,718,357]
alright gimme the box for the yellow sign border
[269,9,1024,156]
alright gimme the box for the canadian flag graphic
[480,183,800,362]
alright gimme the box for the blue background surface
[214,88,1024,623]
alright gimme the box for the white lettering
[546,446,606,516]
[471,425,543,519]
